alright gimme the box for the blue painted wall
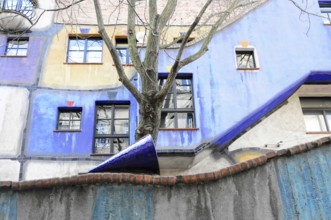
[26,87,137,155]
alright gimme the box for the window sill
[53,129,82,132]
[306,131,331,134]
[159,128,199,131]
[90,153,115,157]
[112,64,134,67]
[63,62,103,65]
[0,55,27,58]
[323,23,331,26]
[237,68,260,71]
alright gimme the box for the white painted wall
[0,87,29,156]
[229,88,331,151]
[31,0,56,31]
[0,160,20,181]
[23,160,101,180]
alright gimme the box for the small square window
[115,37,131,64]
[235,50,256,69]
[319,2,331,24]
[67,36,103,63]
[57,107,82,131]
[5,38,28,56]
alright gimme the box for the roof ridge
[1,136,330,191]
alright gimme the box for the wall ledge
[1,136,330,191]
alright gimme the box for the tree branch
[158,0,177,31]
[93,0,143,103]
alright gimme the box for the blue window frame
[159,74,195,129]
[94,101,130,154]
[5,38,28,56]
[115,37,131,64]
[67,36,103,63]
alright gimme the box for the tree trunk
[135,95,162,142]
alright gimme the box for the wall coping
[1,136,330,191]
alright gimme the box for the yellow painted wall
[40,25,210,89]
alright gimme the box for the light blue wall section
[156,0,331,148]
[26,87,137,155]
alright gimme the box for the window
[57,107,82,131]
[5,38,28,56]
[319,2,331,24]
[115,37,131,64]
[174,37,194,44]
[94,102,130,154]
[159,74,195,129]
[235,49,256,69]
[300,98,331,132]
[67,36,103,63]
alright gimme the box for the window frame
[159,73,196,129]
[300,97,331,133]
[93,101,130,155]
[55,107,82,132]
[115,37,132,65]
[4,37,29,56]
[235,47,259,70]
[66,35,103,63]
[319,1,331,24]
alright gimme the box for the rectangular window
[235,50,256,69]
[159,74,195,129]
[5,38,28,56]
[57,107,82,131]
[67,36,103,63]
[94,102,130,154]
[319,2,331,24]
[115,37,131,64]
[300,98,331,132]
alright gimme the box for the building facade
[0,0,331,181]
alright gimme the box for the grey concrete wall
[1,143,330,220]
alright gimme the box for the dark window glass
[67,37,102,63]
[57,108,82,130]
[236,50,256,68]
[159,76,195,128]
[94,104,130,154]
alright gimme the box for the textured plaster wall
[0,160,20,181]
[0,87,29,156]
[1,144,330,220]
[23,160,100,181]
[26,88,137,156]
[0,36,47,85]
[155,0,331,148]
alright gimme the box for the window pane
[67,51,84,62]
[177,112,195,128]
[113,138,129,153]
[116,48,129,64]
[176,93,193,109]
[16,49,27,56]
[5,49,17,56]
[114,120,129,134]
[96,120,112,134]
[58,121,70,130]
[236,51,256,68]
[94,138,111,154]
[160,112,176,128]
[162,93,175,108]
[86,51,102,62]
[97,106,112,119]
[87,40,102,50]
[71,112,82,120]
[303,112,327,132]
[71,120,81,130]
[114,107,129,118]
[59,112,71,120]
[176,79,192,93]
[69,39,85,50]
